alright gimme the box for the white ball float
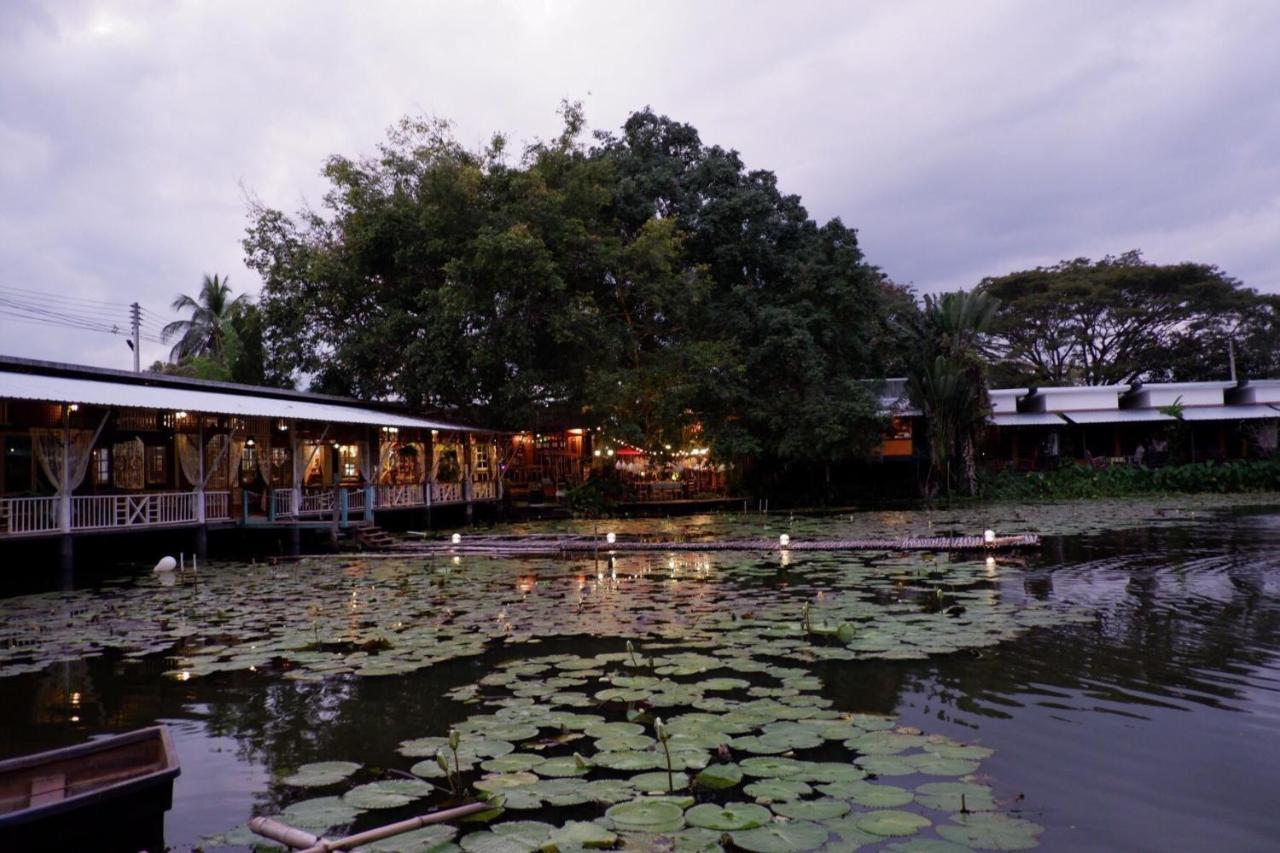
[983,529,996,544]
[606,532,616,544]
[779,533,790,547]
[451,533,462,545]
[153,555,177,574]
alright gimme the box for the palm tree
[899,290,999,497]
[161,274,250,363]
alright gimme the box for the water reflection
[1,507,1278,850]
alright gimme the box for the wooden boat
[0,726,180,852]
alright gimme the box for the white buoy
[983,529,996,544]
[451,533,461,545]
[606,532,616,545]
[153,555,177,574]
[779,533,791,547]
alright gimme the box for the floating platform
[379,532,1040,557]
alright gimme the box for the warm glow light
[779,533,791,547]
[70,692,81,705]
[606,532,616,544]
[451,533,462,545]
[593,449,601,457]
[983,529,996,544]
[68,404,79,412]
[176,411,188,418]
[177,671,191,681]
[606,449,615,457]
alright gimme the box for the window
[146,446,167,485]
[241,443,258,479]
[474,445,490,474]
[270,447,290,486]
[92,448,110,486]
[339,445,360,480]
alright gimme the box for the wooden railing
[376,484,425,508]
[471,480,497,501]
[0,496,60,536]
[345,487,367,513]
[205,491,231,521]
[71,492,200,531]
[271,489,295,518]
[297,488,334,517]
[432,482,463,503]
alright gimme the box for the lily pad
[686,802,772,831]
[630,771,690,793]
[819,780,914,807]
[279,796,363,832]
[359,823,458,852]
[914,782,997,812]
[936,813,1044,850]
[743,778,813,801]
[343,779,434,809]
[280,760,362,788]
[544,821,618,850]
[694,762,743,790]
[855,810,932,837]
[604,798,687,832]
[731,820,830,852]
[771,798,850,820]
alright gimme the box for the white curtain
[256,435,272,482]
[357,442,372,483]
[112,437,145,489]
[176,434,201,487]
[31,428,96,495]
[377,441,398,484]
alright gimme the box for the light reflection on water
[0,503,1278,850]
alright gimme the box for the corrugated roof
[991,412,1065,427]
[1178,405,1280,422]
[0,369,479,431]
[1061,409,1177,425]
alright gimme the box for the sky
[2,0,1279,371]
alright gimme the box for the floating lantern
[983,529,996,544]
[779,533,790,547]
[451,533,461,545]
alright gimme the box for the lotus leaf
[819,780,914,807]
[743,778,813,800]
[686,802,772,831]
[359,823,458,852]
[343,779,434,809]
[936,813,1044,850]
[740,756,806,778]
[855,810,932,837]
[771,798,850,820]
[694,762,743,790]
[543,821,618,851]
[630,771,689,793]
[730,820,830,852]
[604,798,686,832]
[914,782,997,812]
[280,760,362,788]
[279,795,363,832]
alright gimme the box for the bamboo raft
[389,532,1040,557]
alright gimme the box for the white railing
[346,487,367,513]
[376,484,425,508]
[432,482,463,503]
[471,480,497,501]
[205,491,230,521]
[0,496,61,536]
[271,489,295,518]
[71,492,200,531]
[298,488,334,517]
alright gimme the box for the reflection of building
[0,358,501,557]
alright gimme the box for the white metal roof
[1060,409,1177,425]
[0,369,478,431]
[1178,405,1280,422]
[991,412,1064,427]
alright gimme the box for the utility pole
[130,302,141,372]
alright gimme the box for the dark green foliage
[982,460,1280,500]
[980,251,1272,386]
[244,106,892,485]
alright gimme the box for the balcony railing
[205,491,231,521]
[271,489,295,518]
[297,488,334,517]
[71,492,200,531]
[376,484,425,508]
[471,480,497,501]
[431,482,463,504]
[0,496,60,536]
[345,487,367,513]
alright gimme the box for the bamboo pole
[249,801,490,852]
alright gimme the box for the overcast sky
[2,0,1278,371]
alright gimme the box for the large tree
[979,251,1257,386]
[244,106,893,490]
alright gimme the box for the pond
[1,495,1278,851]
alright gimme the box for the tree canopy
[979,252,1273,386]
[244,106,895,478]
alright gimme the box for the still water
[1,500,1278,851]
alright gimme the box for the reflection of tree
[911,525,1280,716]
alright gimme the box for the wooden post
[196,416,206,524]
[364,427,375,523]
[291,421,301,522]
[424,430,434,530]
[464,432,474,522]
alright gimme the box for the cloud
[1,0,1278,369]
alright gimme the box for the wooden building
[0,357,501,557]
